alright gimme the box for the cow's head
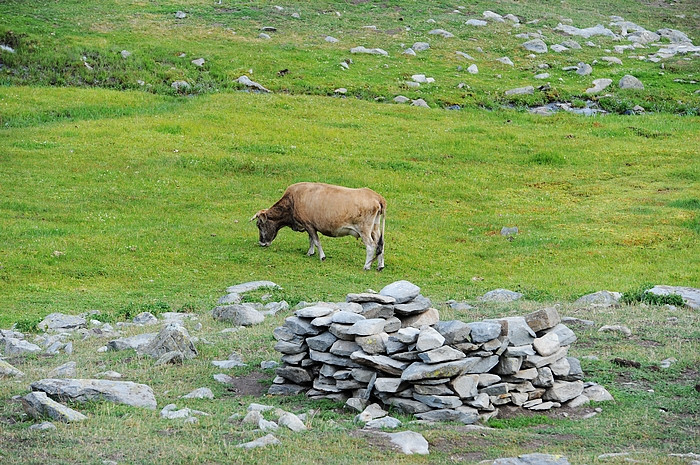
[250,209,278,247]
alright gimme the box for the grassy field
[1,0,699,463]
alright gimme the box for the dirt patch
[496,405,598,421]
[221,371,270,397]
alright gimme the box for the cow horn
[250,210,266,222]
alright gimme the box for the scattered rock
[174,11,186,19]
[236,75,272,93]
[236,434,280,449]
[599,325,632,337]
[585,78,613,94]
[466,19,488,27]
[22,391,87,423]
[574,291,622,308]
[647,285,700,310]
[479,289,523,302]
[191,58,205,67]
[171,80,190,91]
[350,46,388,56]
[522,39,548,54]
[429,29,454,38]
[380,431,429,455]
[30,378,157,409]
[412,42,430,52]
[619,75,644,90]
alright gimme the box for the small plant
[13,317,41,333]
[621,284,686,306]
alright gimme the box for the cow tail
[376,200,386,259]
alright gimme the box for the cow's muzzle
[259,241,270,247]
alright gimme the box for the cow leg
[307,236,315,256]
[363,243,376,271]
[307,230,325,261]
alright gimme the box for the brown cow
[251,182,386,270]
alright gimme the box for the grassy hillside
[1,0,699,113]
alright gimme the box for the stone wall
[269,281,585,423]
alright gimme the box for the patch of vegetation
[621,284,686,306]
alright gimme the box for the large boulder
[212,304,265,326]
[38,313,87,332]
[647,285,700,310]
[30,378,157,409]
[138,324,197,360]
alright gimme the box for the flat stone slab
[493,453,571,464]
[380,280,421,304]
[648,285,700,309]
[38,313,87,332]
[22,391,87,423]
[30,378,157,409]
[380,431,429,455]
[226,281,279,294]
[346,293,396,305]
[479,289,524,302]
[0,359,24,378]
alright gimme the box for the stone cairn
[269,280,584,423]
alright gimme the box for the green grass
[0,0,699,463]
[1,86,698,327]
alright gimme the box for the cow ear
[250,209,267,223]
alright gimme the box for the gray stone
[598,325,632,337]
[347,293,396,305]
[583,383,614,401]
[415,326,445,352]
[401,308,439,328]
[467,322,502,343]
[38,313,87,332]
[180,387,213,399]
[429,29,454,38]
[394,295,432,315]
[49,362,77,378]
[479,289,523,302]
[212,304,265,326]
[218,293,241,305]
[415,408,478,424]
[174,11,186,19]
[551,44,569,53]
[505,86,534,96]
[495,357,523,375]
[331,311,365,324]
[554,23,616,39]
[347,318,385,336]
[483,11,505,22]
[412,42,430,52]
[544,324,577,346]
[524,307,561,332]
[28,421,57,431]
[434,320,471,344]
[466,19,488,27]
[413,383,453,396]
[139,324,197,360]
[496,57,514,66]
[489,317,536,346]
[456,51,475,60]
[575,290,622,308]
[285,316,322,336]
[226,281,279,294]
[274,338,307,354]
[411,99,430,108]
[381,431,429,455]
[396,327,420,344]
[306,332,337,351]
[380,281,421,304]
[365,416,402,429]
[268,383,307,395]
[544,380,584,403]
[237,75,272,93]
[534,73,550,79]
[452,374,479,398]
[533,332,560,357]
[31,378,157,409]
[278,412,306,431]
[351,352,408,375]
[171,80,190,91]
[310,349,361,368]
[648,286,700,310]
[493,453,570,464]
[533,367,554,388]
[585,78,613,94]
[401,359,470,381]
[356,333,388,354]
[0,359,24,378]
[418,346,465,364]
[522,39,547,53]
[525,346,568,369]
[627,30,660,44]
[236,434,280,449]
[350,46,389,56]
[374,377,404,393]
[4,338,41,355]
[619,75,644,89]
[325,36,339,43]
[505,345,536,357]
[359,302,395,319]
[330,339,362,357]
[132,312,158,325]
[296,305,334,318]
[394,95,410,103]
[22,391,87,423]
